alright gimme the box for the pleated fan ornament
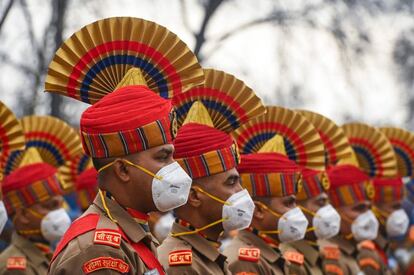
[234,106,326,170]
[172,69,265,179]
[0,101,25,179]
[342,123,398,178]
[45,17,205,159]
[370,127,414,204]
[297,110,354,167]
[3,116,82,178]
[45,17,204,103]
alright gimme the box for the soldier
[0,148,72,274]
[343,122,403,275]
[74,167,98,212]
[224,106,326,275]
[327,163,379,275]
[45,17,204,274]
[0,101,26,238]
[157,69,265,274]
[283,110,357,275]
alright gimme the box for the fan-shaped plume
[342,123,398,178]
[58,153,92,190]
[3,116,83,175]
[233,106,325,170]
[173,69,266,133]
[297,110,354,167]
[45,17,204,104]
[380,127,414,178]
[0,101,25,173]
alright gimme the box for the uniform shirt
[280,241,317,275]
[357,239,391,275]
[157,222,229,275]
[49,194,161,275]
[223,229,285,275]
[318,239,350,275]
[330,236,361,275]
[0,232,49,275]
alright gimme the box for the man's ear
[15,208,30,225]
[187,188,202,208]
[253,201,265,220]
[112,159,130,183]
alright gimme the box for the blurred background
[1,0,414,129]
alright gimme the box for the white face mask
[313,204,341,240]
[386,209,409,238]
[278,207,309,243]
[351,210,379,241]
[154,212,175,242]
[152,161,192,212]
[0,201,8,234]
[41,208,71,243]
[222,189,255,232]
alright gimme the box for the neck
[305,231,317,242]
[176,214,223,241]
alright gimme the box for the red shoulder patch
[323,246,340,260]
[82,257,130,274]
[6,257,26,270]
[283,251,304,265]
[93,229,122,248]
[359,240,376,251]
[168,250,192,266]
[325,264,343,275]
[238,247,260,263]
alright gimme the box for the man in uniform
[0,148,71,274]
[46,17,203,274]
[157,69,265,274]
[74,167,98,212]
[224,106,328,275]
[327,163,379,275]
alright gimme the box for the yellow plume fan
[379,127,414,177]
[2,116,83,175]
[182,101,214,127]
[258,134,287,155]
[297,110,354,166]
[173,69,266,133]
[45,17,204,104]
[58,152,93,192]
[342,123,398,178]
[0,101,25,168]
[233,106,325,170]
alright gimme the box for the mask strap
[98,159,163,180]
[372,206,388,225]
[99,189,118,223]
[193,187,231,206]
[254,201,282,218]
[298,206,317,233]
[15,208,43,236]
[339,213,354,240]
[27,208,45,220]
[258,229,281,235]
[171,218,228,237]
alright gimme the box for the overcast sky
[0,0,411,128]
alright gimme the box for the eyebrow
[157,147,173,155]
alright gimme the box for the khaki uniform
[280,241,318,275]
[0,233,49,275]
[357,239,390,275]
[330,236,361,275]
[157,222,229,274]
[49,195,161,275]
[318,239,350,275]
[223,230,285,275]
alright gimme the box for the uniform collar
[289,240,319,266]
[238,230,282,263]
[12,233,49,266]
[171,222,224,262]
[93,194,157,244]
[331,235,356,256]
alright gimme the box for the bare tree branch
[0,0,14,33]
[179,0,193,34]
